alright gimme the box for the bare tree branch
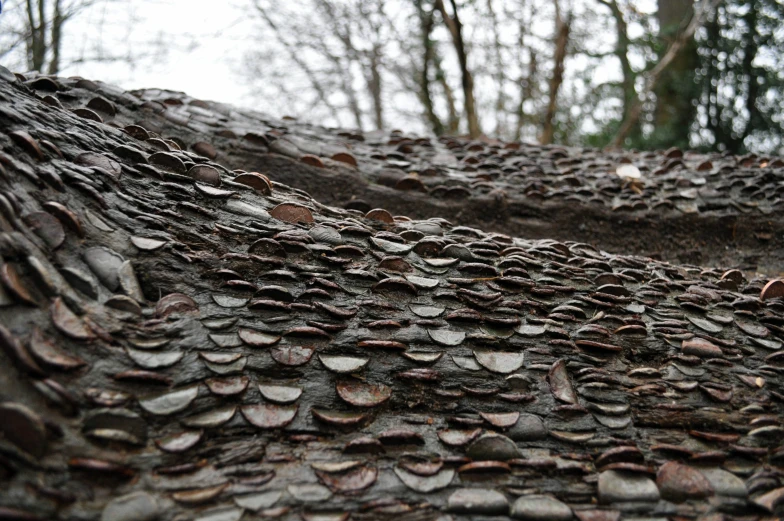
[252,0,342,124]
[314,0,367,130]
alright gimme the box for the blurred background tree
[0,0,177,80]
[245,0,782,154]
[694,0,784,154]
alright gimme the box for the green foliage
[586,0,783,155]
[694,0,784,155]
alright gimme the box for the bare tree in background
[413,0,445,135]
[595,0,636,135]
[539,0,570,144]
[0,0,110,74]
[486,0,510,137]
[434,0,481,138]
[242,0,781,155]
[250,0,395,132]
[245,0,545,140]
[612,0,721,147]
[0,0,168,77]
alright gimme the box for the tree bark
[368,44,383,130]
[26,0,47,72]
[435,55,460,134]
[48,0,63,75]
[435,0,481,138]
[416,1,445,135]
[514,50,536,142]
[650,0,699,148]
[612,0,720,148]
[596,0,635,136]
[486,0,507,137]
[540,0,569,145]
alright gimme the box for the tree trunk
[597,0,636,138]
[487,0,507,137]
[740,0,760,143]
[540,0,569,145]
[48,0,63,75]
[612,0,719,148]
[651,0,699,149]
[435,56,460,134]
[26,0,47,72]
[435,0,481,138]
[368,45,383,131]
[514,50,536,142]
[416,2,445,135]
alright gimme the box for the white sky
[81,0,259,106]
[1,0,260,107]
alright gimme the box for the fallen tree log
[0,68,783,520]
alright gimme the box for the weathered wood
[0,67,783,520]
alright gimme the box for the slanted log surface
[0,69,783,520]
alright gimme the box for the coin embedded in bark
[473,350,524,374]
[155,293,198,317]
[365,208,394,223]
[548,359,578,404]
[24,212,65,249]
[270,203,314,224]
[83,246,124,291]
[331,152,358,167]
[270,345,315,366]
[761,279,784,300]
[319,354,368,374]
[139,386,199,416]
[131,236,167,251]
[238,328,281,347]
[428,329,465,346]
[182,406,237,428]
[241,404,298,429]
[311,408,369,427]
[234,172,272,194]
[10,130,44,160]
[315,465,377,493]
[28,326,86,370]
[156,430,204,453]
[51,297,94,340]
[336,379,392,407]
[258,384,302,404]
[188,164,222,186]
[394,467,455,493]
[0,402,47,458]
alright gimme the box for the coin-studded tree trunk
[1,67,784,521]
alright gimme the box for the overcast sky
[84,0,261,107]
[1,0,260,108]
